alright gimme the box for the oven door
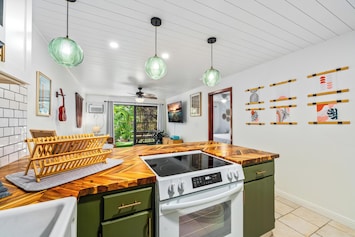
[158,182,243,237]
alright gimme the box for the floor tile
[292,207,330,227]
[275,199,295,216]
[310,233,322,237]
[279,213,319,236]
[328,221,355,237]
[316,224,353,237]
[275,211,282,219]
[276,196,300,209]
[272,220,304,237]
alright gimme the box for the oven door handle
[161,182,243,212]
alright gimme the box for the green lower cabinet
[102,210,153,237]
[243,161,275,237]
[77,184,155,237]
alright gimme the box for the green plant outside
[114,105,134,142]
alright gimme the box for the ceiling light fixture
[135,96,145,103]
[202,37,221,87]
[48,0,83,67]
[145,17,167,80]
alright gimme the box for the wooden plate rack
[25,133,112,182]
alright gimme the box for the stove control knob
[233,171,239,181]
[168,184,175,197]
[178,182,184,195]
[227,172,233,182]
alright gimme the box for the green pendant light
[145,17,167,80]
[202,37,221,87]
[48,0,83,67]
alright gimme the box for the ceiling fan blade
[143,94,157,99]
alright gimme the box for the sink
[0,197,77,237]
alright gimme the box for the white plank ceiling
[33,0,355,100]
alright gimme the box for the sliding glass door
[113,104,158,146]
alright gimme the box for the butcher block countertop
[0,141,279,210]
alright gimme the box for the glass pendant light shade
[202,67,221,87]
[202,37,221,86]
[135,97,145,103]
[145,55,167,80]
[48,37,84,67]
[145,17,167,80]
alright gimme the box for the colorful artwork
[251,110,259,122]
[319,74,334,91]
[317,103,338,122]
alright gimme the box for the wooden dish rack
[25,133,112,182]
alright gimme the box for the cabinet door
[102,210,153,237]
[243,176,275,237]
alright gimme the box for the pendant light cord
[154,26,157,56]
[210,43,213,69]
[66,0,69,38]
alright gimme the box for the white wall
[166,31,355,229]
[27,26,85,136]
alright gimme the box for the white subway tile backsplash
[4,90,15,100]
[9,100,19,109]
[4,127,14,136]
[0,155,9,167]
[3,108,14,117]
[8,152,19,163]
[10,135,21,144]
[19,102,27,111]
[9,118,18,127]
[19,86,27,95]
[0,98,9,107]
[15,93,24,102]
[0,85,27,167]
[0,84,10,90]
[19,118,26,126]
[4,144,15,155]
[0,118,8,127]
[9,84,20,93]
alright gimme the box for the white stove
[140,150,244,237]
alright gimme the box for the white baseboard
[275,188,355,230]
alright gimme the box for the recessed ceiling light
[161,53,169,59]
[109,41,119,49]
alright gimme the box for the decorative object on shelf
[202,37,221,87]
[245,86,265,125]
[92,113,104,135]
[36,71,52,117]
[75,92,84,128]
[269,79,297,125]
[307,66,350,125]
[145,17,167,80]
[56,88,67,121]
[48,0,84,67]
[190,92,201,116]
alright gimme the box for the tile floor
[261,196,355,237]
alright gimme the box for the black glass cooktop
[144,152,232,177]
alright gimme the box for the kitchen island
[0,141,279,209]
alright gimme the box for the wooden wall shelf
[307,66,349,78]
[307,89,349,97]
[308,121,350,125]
[245,101,264,105]
[270,97,297,102]
[246,108,265,111]
[270,105,297,109]
[245,86,264,92]
[270,122,297,125]
[246,123,265,125]
[307,99,349,106]
[269,78,296,87]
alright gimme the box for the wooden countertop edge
[0,142,279,209]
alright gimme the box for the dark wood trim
[208,87,233,143]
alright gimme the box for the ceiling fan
[135,87,157,100]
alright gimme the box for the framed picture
[190,92,201,116]
[36,71,52,116]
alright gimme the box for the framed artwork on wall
[190,92,201,116]
[36,71,52,116]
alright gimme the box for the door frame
[208,87,233,143]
